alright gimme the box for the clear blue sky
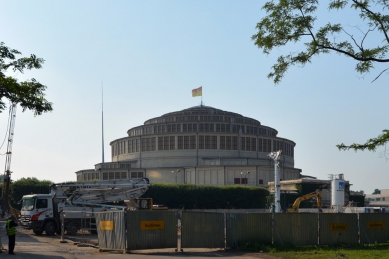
[1,1,388,194]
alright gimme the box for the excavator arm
[288,190,322,213]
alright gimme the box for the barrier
[319,213,359,245]
[359,214,389,244]
[123,211,389,251]
[62,210,96,245]
[226,213,272,248]
[181,211,224,249]
[126,210,178,251]
[95,211,126,253]
[274,213,318,246]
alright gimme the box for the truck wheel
[66,223,78,235]
[33,229,43,235]
[45,222,56,236]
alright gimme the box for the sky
[1,1,388,194]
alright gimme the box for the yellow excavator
[287,190,322,213]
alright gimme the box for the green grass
[238,242,389,259]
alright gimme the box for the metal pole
[274,162,281,213]
[268,151,282,213]
[60,212,67,243]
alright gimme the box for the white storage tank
[331,174,345,212]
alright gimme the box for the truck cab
[20,194,59,235]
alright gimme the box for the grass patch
[238,242,389,258]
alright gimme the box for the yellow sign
[330,223,348,231]
[100,221,114,230]
[368,221,385,229]
[140,220,164,230]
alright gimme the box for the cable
[0,103,12,151]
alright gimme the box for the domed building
[76,105,302,186]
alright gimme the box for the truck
[19,178,151,235]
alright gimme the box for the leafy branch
[336,130,389,151]
[252,0,389,84]
[0,42,52,115]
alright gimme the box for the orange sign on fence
[100,221,114,230]
[368,221,385,229]
[140,220,164,230]
[330,223,348,231]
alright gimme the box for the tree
[372,188,381,194]
[252,0,388,152]
[9,177,52,210]
[0,42,52,115]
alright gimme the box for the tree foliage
[372,188,381,194]
[5,177,53,210]
[252,1,389,152]
[252,0,389,84]
[337,129,389,152]
[0,42,52,115]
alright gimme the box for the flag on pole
[192,86,202,97]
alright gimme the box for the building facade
[76,105,302,186]
[365,189,389,207]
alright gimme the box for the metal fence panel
[226,213,272,248]
[274,213,318,246]
[181,211,224,249]
[319,213,358,245]
[359,214,389,244]
[95,211,126,252]
[126,210,177,250]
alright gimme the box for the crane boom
[1,103,17,217]
[49,178,151,206]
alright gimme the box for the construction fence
[60,210,97,245]
[94,211,389,252]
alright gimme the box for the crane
[1,103,17,218]
[287,190,322,213]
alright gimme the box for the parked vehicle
[20,178,150,235]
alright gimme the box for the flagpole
[201,86,203,107]
[102,81,105,163]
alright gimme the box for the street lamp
[245,171,250,186]
[172,169,180,183]
[240,172,243,185]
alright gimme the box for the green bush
[143,183,269,209]
[9,177,52,210]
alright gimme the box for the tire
[33,229,43,235]
[45,222,56,236]
[66,223,78,235]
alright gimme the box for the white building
[365,189,389,207]
[76,105,303,186]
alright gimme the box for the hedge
[143,183,269,209]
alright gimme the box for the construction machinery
[1,103,17,218]
[126,198,168,210]
[287,190,322,213]
[19,178,151,235]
